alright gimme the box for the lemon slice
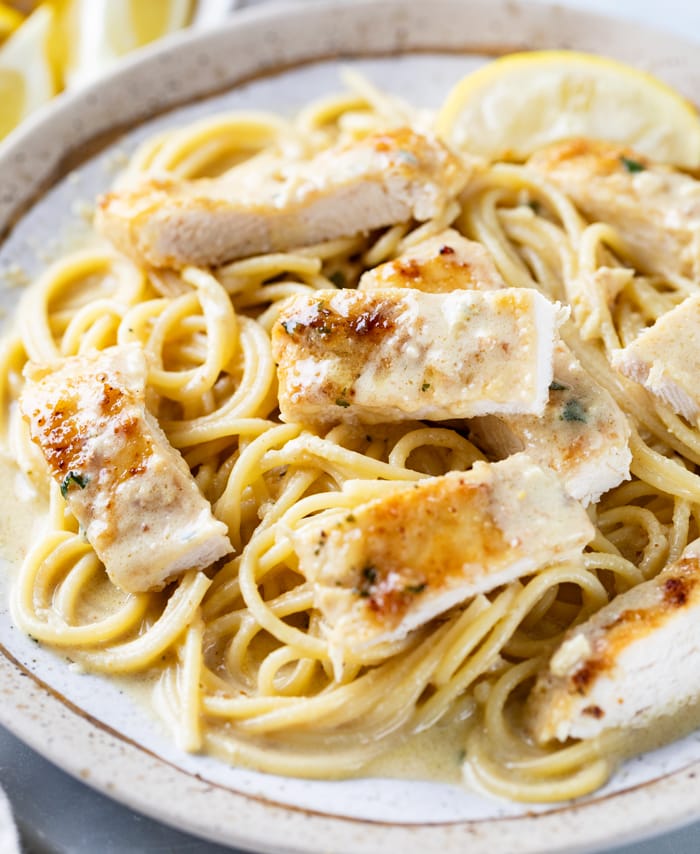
[0,2,24,41]
[60,0,193,89]
[0,4,56,141]
[436,50,700,169]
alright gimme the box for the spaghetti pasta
[2,72,700,804]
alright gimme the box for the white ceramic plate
[2,2,700,851]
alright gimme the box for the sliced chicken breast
[96,129,470,269]
[293,453,593,660]
[20,344,232,593]
[272,287,564,427]
[528,139,700,279]
[470,340,631,505]
[527,539,700,743]
[611,293,700,423]
[358,228,505,292]
[356,232,631,504]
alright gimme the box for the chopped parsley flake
[353,565,379,598]
[396,148,418,165]
[363,565,378,584]
[421,382,431,392]
[60,472,88,498]
[560,399,587,423]
[405,582,426,594]
[335,397,350,408]
[329,270,346,288]
[620,155,645,174]
[549,381,568,391]
[281,319,300,336]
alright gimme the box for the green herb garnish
[549,381,568,391]
[396,148,418,165]
[329,270,346,288]
[60,472,88,498]
[405,582,427,594]
[363,565,378,584]
[620,155,645,174]
[335,398,350,408]
[421,382,431,392]
[281,319,299,336]
[560,399,587,423]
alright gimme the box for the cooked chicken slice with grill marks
[20,344,232,593]
[356,233,631,504]
[293,453,593,661]
[528,139,700,279]
[527,540,700,743]
[470,340,631,505]
[95,128,470,269]
[272,287,564,427]
[358,228,505,292]
[611,293,700,422]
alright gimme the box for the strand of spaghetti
[233,624,449,736]
[145,267,237,401]
[0,335,25,436]
[597,505,668,578]
[669,499,692,562]
[202,729,384,778]
[12,531,150,645]
[223,585,315,683]
[362,223,410,268]
[76,571,211,673]
[465,188,539,288]
[261,434,425,484]
[387,427,486,470]
[214,423,302,549]
[478,658,615,780]
[256,646,318,697]
[655,404,700,460]
[236,527,326,658]
[18,250,144,362]
[176,615,204,751]
[217,253,322,288]
[52,551,103,621]
[630,431,700,502]
[417,565,608,731]
[431,587,518,688]
[582,552,645,589]
[162,319,276,447]
[465,733,611,803]
[132,112,291,178]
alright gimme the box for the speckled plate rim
[2,1,700,852]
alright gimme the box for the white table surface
[3,0,700,851]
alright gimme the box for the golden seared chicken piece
[470,340,631,506]
[293,453,593,661]
[272,288,564,427]
[528,139,700,279]
[612,293,700,422]
[527,540,700,743]
[358,228,505,292]
[95,129,470,269]
[20,344,232,593]
[356,231,631,504]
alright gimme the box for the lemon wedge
[436,50,700,169]
[60,0,193,89]
[0,2,24,41]
[0,4,56,141]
